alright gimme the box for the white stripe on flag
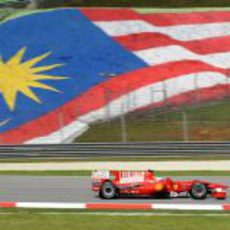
[95,20,230,41]
[134,46,230,68]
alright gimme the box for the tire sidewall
[190,183,208,200]
[99,181,116,199]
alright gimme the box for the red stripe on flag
[0,202,16,208]
[115,33,230,54]
[86,203,152,210]
[81,8,140,21]
[0,61,227,143]
[143,11,230,26]
[81,8,230,26]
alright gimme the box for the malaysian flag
[0,8,229,144]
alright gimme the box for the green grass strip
[78,100,230,142]
[0,170,229,176]
[136,7,230,13]
[0,8,57,24]
[0,212,229,230]
[0,156,229,163]
[72,0,230,8]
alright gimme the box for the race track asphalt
[0,176,229,204]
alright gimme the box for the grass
[0,208,229,214]
[0,212,229,230]
[0,156,230,163]
[2,0,230,8]
[136,8,230,13]
[0,170,229,176]
[77,100,230,142]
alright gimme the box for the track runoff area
[0,176,229,211]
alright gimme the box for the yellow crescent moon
[0,118,11,127]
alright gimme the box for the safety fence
[0,142,229,158]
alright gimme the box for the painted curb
[0,202,229,211]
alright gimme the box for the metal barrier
[0,142,229,158]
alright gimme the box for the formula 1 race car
[92,170,228,200]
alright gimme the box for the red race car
[92,170,228,200]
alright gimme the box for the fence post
[193,73,200,105]
[181,109,189,142]
[120,102,128,143]
[103,87,111,122]
[99,73,117,123]
[58,108,64,143]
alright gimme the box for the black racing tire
[189,183,208,200]
[99,181,117,199]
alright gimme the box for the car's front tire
[189,183,208,200]
[99,181,117,199]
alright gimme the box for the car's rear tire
[99,181,117,199]
[189,183,208,200]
